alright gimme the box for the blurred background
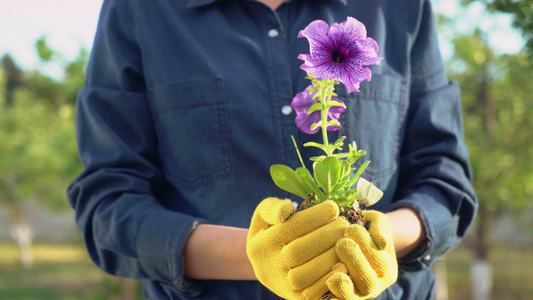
[0,0,532,299]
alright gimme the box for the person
[67,0,478,299]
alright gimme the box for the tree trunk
[3,176,37,268]
[1,54,23,107]
[471,259,492,300]
[470,57,495,300]
[471,204,495,300]
[10,221,35,268]
[434,256,448,300]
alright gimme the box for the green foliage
[314,156,341,196]
[31,37,89,107]
[1,54,23,107]
[270,138,381,212]
[270,164,310,200]
[0,81,80,210]
[463,0,533,57]
[0,37,86,213]
[270,74,383,212]
[35,37,55,63]
[447,29,533,214]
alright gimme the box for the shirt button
[268,29,279,38]
[281,105,292,115]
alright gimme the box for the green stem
[320,81,335,157]
[291,135,306,169]
[321,87,330,155]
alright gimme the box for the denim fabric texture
[67,0,478,299]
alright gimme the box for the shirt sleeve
[66,0,208,296]
[387,0,478,271]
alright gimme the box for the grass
[0,243,88,265]
[441,243,533,300]
[0,242,532,299]
[0,242,141,300]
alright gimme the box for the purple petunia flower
[291,86,345,135]
[297,17,382,93]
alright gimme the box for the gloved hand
[247,197,350,300]
[318,264,353,300]
[327,210,398,300]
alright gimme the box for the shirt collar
[186,0,217,8]
[187,0,347,9]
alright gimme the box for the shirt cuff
[136,207,210,296]
[387,185,457,271]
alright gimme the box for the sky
[433,0,525,60]
[0,0,103,72]
[0,0,525,75]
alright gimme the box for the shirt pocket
[148,77,232,188]
[337,74,407,189]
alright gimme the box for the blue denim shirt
[67,0,478,299]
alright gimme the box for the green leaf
[350,141,358,152]
[310,155,327,162]
[296,167,325,201]
[332,136,346,150]
[303,141,324,149]
[270,164,309,200]
[310,122,321,131]
[35,37,55,62]
[314,157,341,196]
[347,142,366,164]
[346,160,370,188]
[347,190,358,202]
[327,101,346,109]
[326,120,341,127]
[332,152,349,159]
[307,103,323,115]
[340,160,352,182]
[334,160,352,191]
[357,177,383,206]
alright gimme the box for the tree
[463,0,533,56]
[0,37,86,267]
[1,37,142,298]
[1,54,23,107]
[446,28,533,299]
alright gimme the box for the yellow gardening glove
[318,264,354,300]
[247,197,350,300]
[328,210,398,300]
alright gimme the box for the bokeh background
[1,0,532,299]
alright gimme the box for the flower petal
[297,17,382,93]
[338,63,372,93]
[298,20,333,57]
[290,86,346,134]
[291,86,320,134]
[291,86,315,115]
[341,17,368,45]
[295,111,321,134]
